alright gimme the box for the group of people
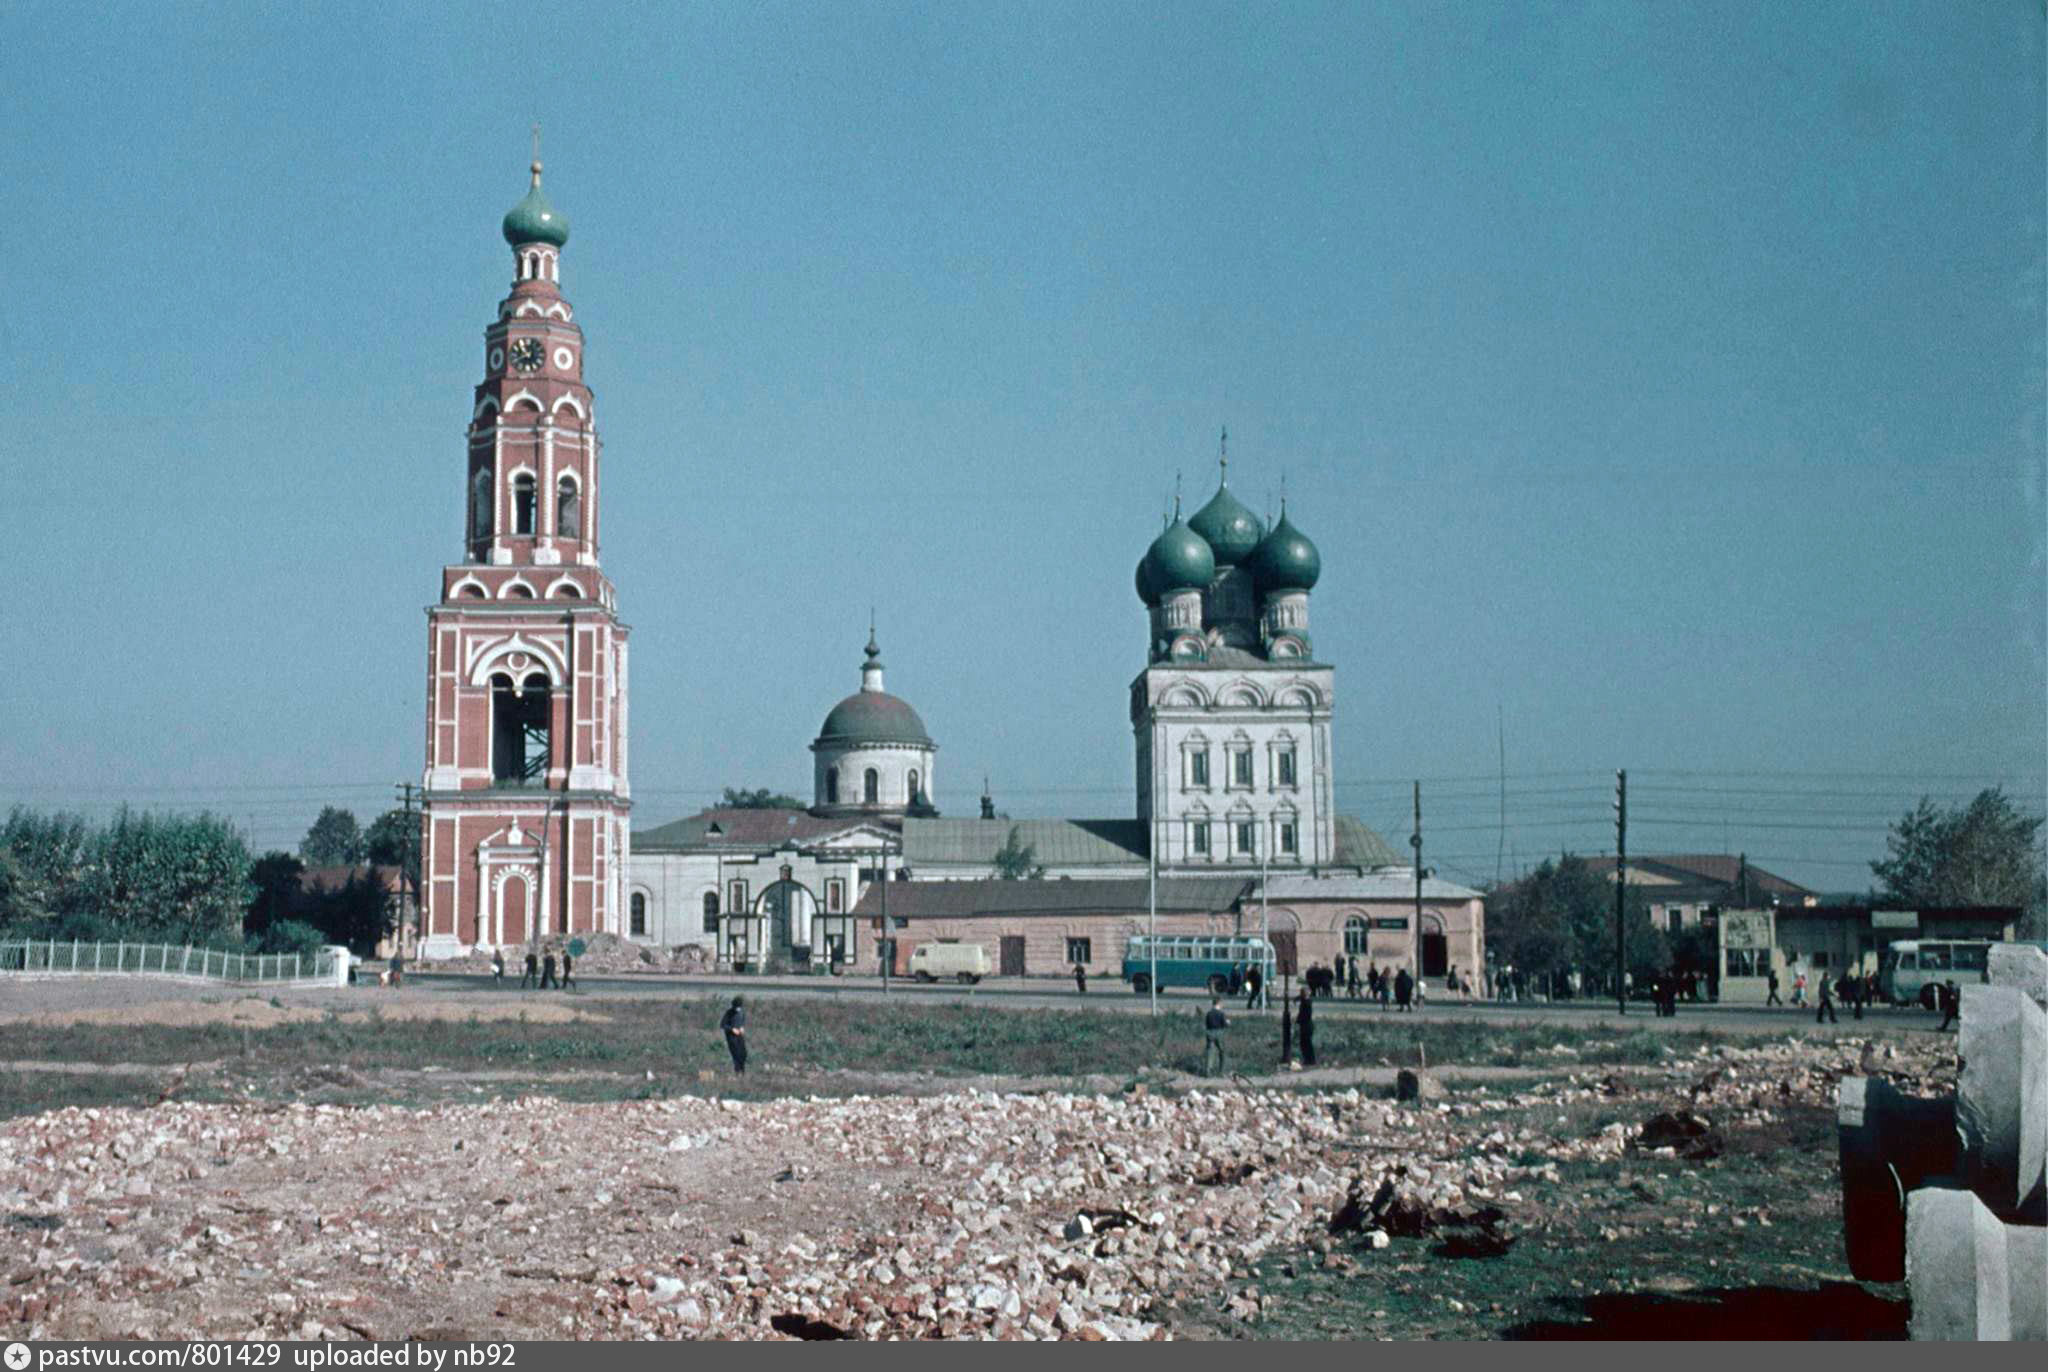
[1202,983,1331,1076]
[490,944,577,990]
[1764,967,1883,1023]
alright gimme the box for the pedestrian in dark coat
[1202,997,1229,1077]
[521,950,538,989]
[1394,966,1415,1011]
[1244,963,1263,1010]
[1815,973,1838,1025]
[1936,980,1960,1032]
[540,948,558,989]
[560,951,575,990]
[1347,957,1362,1000]
[1295,987,1316,1067]
[1765,969,1782,1006]
[720,995,749,1074]
[1074,963,1088,994]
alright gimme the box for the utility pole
[394,783,420,957]
[1410,781,1423,980]
[1614,769,1627,1016]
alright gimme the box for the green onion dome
[1248,510,1321,593]
[1137,516,1217,605]
[502,164,570,247]
[1187,481,1265,567]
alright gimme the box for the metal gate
[1000,935,1026,976]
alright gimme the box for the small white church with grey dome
[621,448,1471,976]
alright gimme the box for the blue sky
[2,1,2042,892]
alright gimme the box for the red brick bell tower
[417,153,631,956]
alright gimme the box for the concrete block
[1908,1188,2011,1340]
[2005,1223,2047,1343]
[1958,986,2048,1218]
[1838,1076,1960,1282]
[1989,943,2048,1013]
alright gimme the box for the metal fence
[0,939,344,986]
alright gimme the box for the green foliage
[298,806,365,866]
[991,825,1045,880]
[244,851,306,938]
[719,787,805,810]
[256,918,328,958]
[1871,788,2045,923]
[362,809,420,886]
[1486,854,1662,984]
[297,872,391,956]
[2,807,251,945]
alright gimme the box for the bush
[257,919,328,958]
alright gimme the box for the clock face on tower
[509,338,545,373]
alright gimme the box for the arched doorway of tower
[500,873,530,948]
[757,870,819,973]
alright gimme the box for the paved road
[408,970,1948,1034]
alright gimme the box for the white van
[909,942,993,984]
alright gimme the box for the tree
[299,807,365,866]
[1485,853,1662,991]
[244,851,306,940]
[991,826,1044,880]
[363,809,420,887]
[300,872,392,956]
[76,809,253,946]
[1871,789,2045,931]
[720,787,805,810]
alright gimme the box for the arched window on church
[1344,916,1368,956]
[470,469,493,547]
[512,474,537,535]
[702,891,719,934]
[630,892,646,937]
[556,475,581,541]
[490,672,550,786]
[825,767,839,805]
[863,768,879,804]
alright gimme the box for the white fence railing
[0,939,347,987]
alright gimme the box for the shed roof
[903,818,1148,868]
[634,808,897,852]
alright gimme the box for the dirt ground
[0,984,1955,1340]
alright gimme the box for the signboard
[1372,917,1408,931]
[1721,911,1773,950]
[1871,910,1918,931]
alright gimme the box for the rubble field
[0,1030,1951,1340]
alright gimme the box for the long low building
[849,870,1485,986]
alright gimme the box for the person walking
[1073,962,1088,995]
[1295,986,1316,1068]
[1244,961,1263,1010]
[1202,996,1230,1077]
[540,947,558,990]
[1394,966,1414,1012]
[387,951,404,989]
[1347,957,1362,1000]
[1815,973,1838,1025]
[521,948,538,990]
[719,995,748,1074]
[491,948,506,984]
[1936,980,1961,1033]
[1791,971,1807,1007]
[1842,971,1863,1021]
[559,948,575,991]
[1765,968,1782,1007]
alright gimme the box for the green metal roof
[1249,510,1320,592]
[1333,815,1403,868]
[903,818,1147,869]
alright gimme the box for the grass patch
[0,997,1755,1117]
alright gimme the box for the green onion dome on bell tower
[1187,479,1264,567]
[1136,515,1217,605]
[1249,507,1321,593]
[502,160,570,247]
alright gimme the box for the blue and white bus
[1122,935,1277,995]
